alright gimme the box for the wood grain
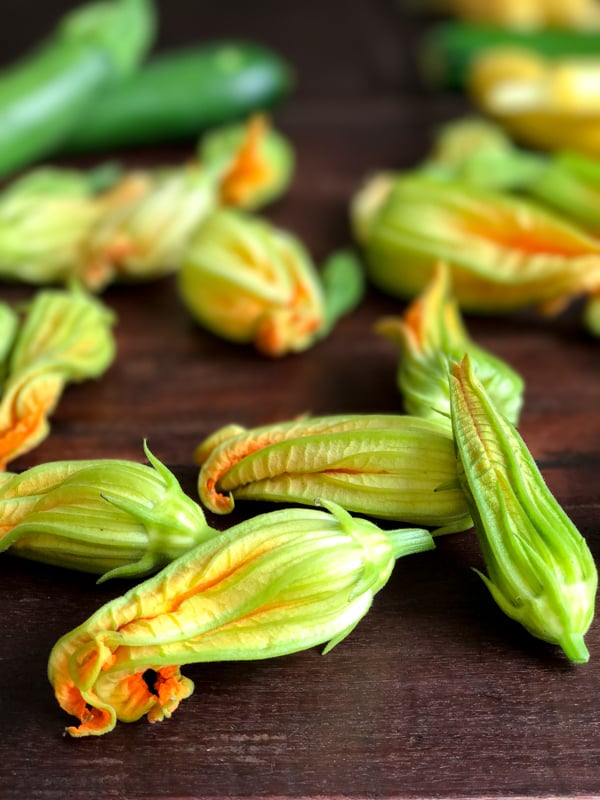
[1,2,599,798]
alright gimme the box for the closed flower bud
[0,443,214,582]
[178,209,325,357]
[82,117,293,290]
[0,118,292,291]
[0,369,65,471]
[83,165,217,290]
[0,287,115,468]
[200,114,294,211]
[0,167,107,284]
[422,118,600,237]
[377,262,524,424]
[48,499,434,736]
[9,285,115,381]
[195,413,471,533]
[356,172,600,315]
[449,355,597,663]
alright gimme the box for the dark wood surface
[1,2,599,798]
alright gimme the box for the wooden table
[1,2,599,798]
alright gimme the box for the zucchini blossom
[354,172,600,315]
[48,499,434,736]
[468,47,600,158]
[195,413,471,533]
[377,262,524,424]
[0,167,113,285]
[81,115,293,290]
[178,209,326,357]
[0,287,115,469]
[82,164,217,290]
[0,443,214,582]
[449,356,597,663]
[0,117,293,291]
[421,117,600,241]
[417,118,600,337]
[200,114,294,211]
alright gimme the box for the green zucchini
[63,42,294,153]
[0,0,155,179]
[419,21,600,90]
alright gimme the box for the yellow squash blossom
[82,115,294,290]
[0,166,114,285]
[377,262,524,424]
[450,356,597,663]
[354,172,600,315]
[420,116,600,240]
[178,209,326,357]
[48,500,433,736]
[0,443,214,581]
[0,287,115,469]
[0,117,294,290]
[195,413,471,533]
[201,114,294,211]
[82,164,217,290]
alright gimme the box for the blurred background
[0,0,454,258]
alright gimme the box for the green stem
[558,632,590,664]
[387,527,435,560]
